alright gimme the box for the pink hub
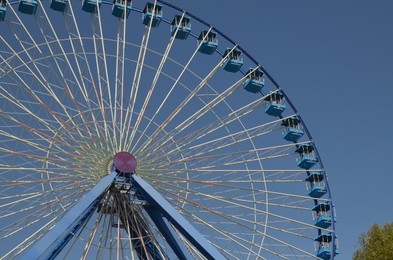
[113,152,137,173]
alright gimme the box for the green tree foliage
[353,222,393,260]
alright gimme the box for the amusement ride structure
[0,0,338,259]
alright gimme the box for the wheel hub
[113,152,137,173]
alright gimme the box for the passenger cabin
[50,0,69,12]
[295,144,318,169]
[312,203,336,228]
[197,30,218,55]
[314,234,339,260]
[18,0,38,15]
[281,117,304,142]
[305,172,327,198]
[171,15,191,39]
[0,0,6,22]
[112,0,132,18]
[142,2,162,27]
[222,48,243,73]
[82,0,102,13]
[244,68,264,93]
[264,92,286,116]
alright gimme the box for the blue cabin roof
[246,68,264,80]
[264,92,284,102]
[305,172,324,182]
[197,30,218,42]
[223,48,242,59]
[143,2,162,14]
[312,203,330,212]
[282,117,301,127]
[315,233,333,243]
[171,15,190,26]
[295,144,314,154]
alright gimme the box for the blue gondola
[313,203,336,228]
[50,0,68,12]
[305,172,327,198]
[112,0,132,18]
[171,15,191,39]
[82,0,101,13]
[18,0,38,15]
[222,48,243,72]
[281,117,304,142]
[314,234,339,260]
[244,68,264,93]
[0,1,6,22]
[295,144,318,169]
[142,2,162,27]
[197,30,218,55]
[264,92,286,116]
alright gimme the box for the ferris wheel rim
[0,0,337,258]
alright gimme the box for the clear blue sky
[169,0,393,259]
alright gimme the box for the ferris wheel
[0,0,339,259]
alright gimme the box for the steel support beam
[119,206,165,260]
[22,172,117,259]
[144,205,193,260]
[132,174,224,260]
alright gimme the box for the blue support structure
[50,0,68,12]
[143,2,163,27]
[197,30,218,55]
[22,172,118,260]
[295,144,318,169]
[264,92,286,116]
[82,0,101,13]
[112,0,132,19]
[143,205,193,260]
[121,209,165,260]
[222,48,243,72]
[305,172,327,198]
[171,15,191,39]
[132,174,225,260]
[22,151,224,259]
[282,117,304,142]
[0,0,6,21]
[18,0,38,15]
[244,68,264,93]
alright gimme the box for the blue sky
[168,0,393,258]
